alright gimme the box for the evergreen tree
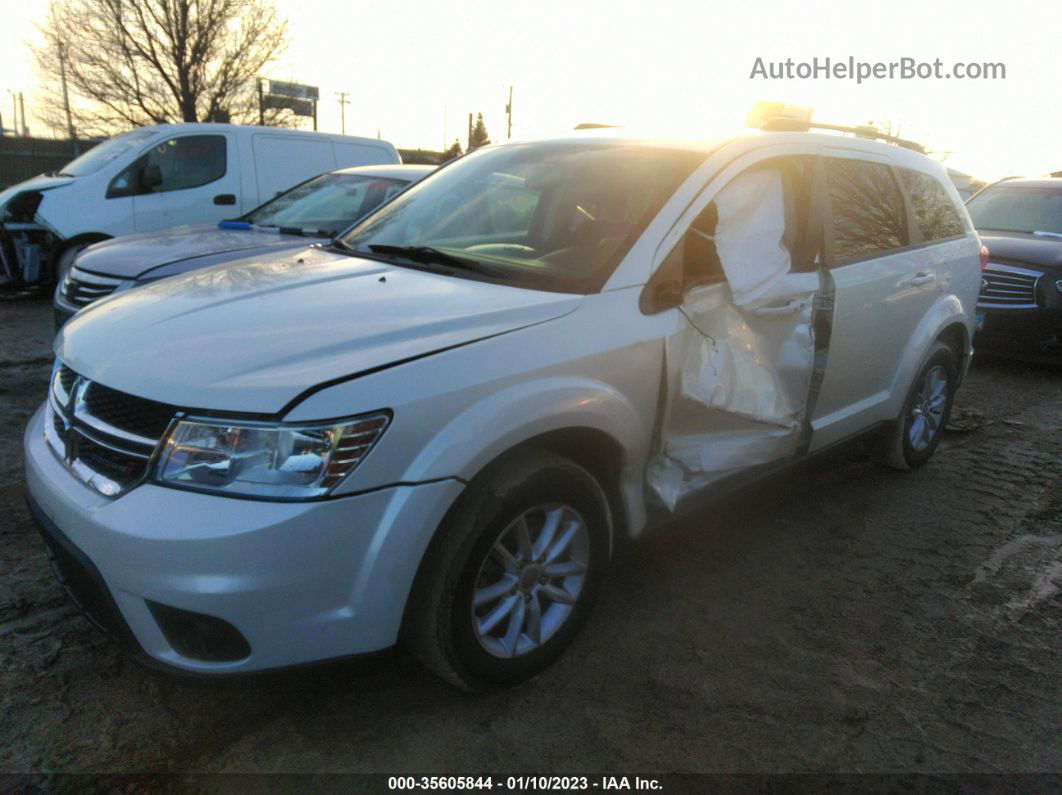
[443,139,464,161]
[469,113,491,150]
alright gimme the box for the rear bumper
[24,403,465,675]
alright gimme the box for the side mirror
[639,277,684,314]
[138,163,163,191]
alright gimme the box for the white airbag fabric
[648,167,818,511]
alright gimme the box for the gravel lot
[1,293,1060,778]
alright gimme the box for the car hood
[0,174,74,214]
[980,232,1062,271]
[56,247,582,415]
[75,224,312,280]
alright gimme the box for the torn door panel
[647,164,822,510]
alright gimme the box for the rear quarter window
[825,157,908,264]
[898,168,965,241]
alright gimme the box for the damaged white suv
[25,128,981,689]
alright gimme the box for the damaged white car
[25,127,982,689]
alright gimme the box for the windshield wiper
[367,244,507,277]
[328,237,358,254]
[1032,230,1062,239]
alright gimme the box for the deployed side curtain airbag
[713,167,791,307]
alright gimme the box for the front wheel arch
[49,233,111,284]
[400,448,613,690]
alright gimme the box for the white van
[0,123,401,286]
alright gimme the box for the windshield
[967,185,1062,235]
[60,129,158,177]
[338,142,708,293]
[246,173,412,236]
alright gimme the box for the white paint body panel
[24,130,981,673]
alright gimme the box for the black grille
[76,434,148,489]
[61,269,122,307]
[58,364,77,395]
[980,266,1039,307]
[48,363,178,496]
[82,381,179,440]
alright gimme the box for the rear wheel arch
[937,322,968,361]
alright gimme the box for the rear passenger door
[810,153,937,448]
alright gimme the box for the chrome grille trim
[45,362,176,497]
[61,266,124,308]
[978,262,1040,310]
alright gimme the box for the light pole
[335,91,350,135]
[58,42,76,142]
[7,90,17,137]
[505,85,513,139]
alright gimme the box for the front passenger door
[648,157,826,509]
[127,134,240,232]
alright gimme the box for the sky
[2,0,1060,181]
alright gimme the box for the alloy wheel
[907,364,948,452]
[471,503,590,658]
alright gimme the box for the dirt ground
[1,293,1060,779]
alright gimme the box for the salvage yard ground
[1,294,1060,775]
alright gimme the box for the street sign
[263,95,314,117]
[267,80,319,101]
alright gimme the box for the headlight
[155,413,390,500]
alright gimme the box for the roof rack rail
[760,118,925,153]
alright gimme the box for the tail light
[979,244,989,270]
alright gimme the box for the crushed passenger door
[648,160,830,510]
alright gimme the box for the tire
[873,341,958,470]
[403,450,612,691]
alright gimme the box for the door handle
[753,299,805,316]
[213,194,237,206]
[910,272,934,286]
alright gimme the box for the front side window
[899,168,965,242]
[246,173,411,237]
[662,157,819,295]
[825,158,908,263]
[966,185,1062,236]
[107,135,227,198]
[339,142,708,293]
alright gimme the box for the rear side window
[899,168,964,241]
[825,158,908,263]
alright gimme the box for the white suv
[24,128,981,689]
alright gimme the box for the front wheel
[52,237,106,287]
[873,341,958,469]
[403,451,611,691]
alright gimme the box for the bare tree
[34,0,290,136]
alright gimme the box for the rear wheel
[404,451,611,691]
[873,341,958,469]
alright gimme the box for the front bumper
[52,293,77,331]
[976,303,1062,351]
[24,404,464,675]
